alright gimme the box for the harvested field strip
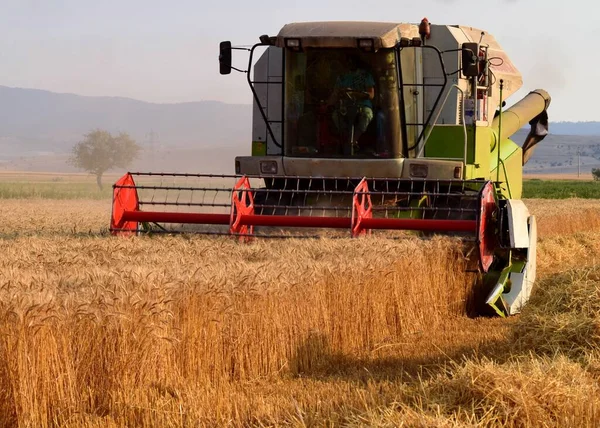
[528,198,600,237]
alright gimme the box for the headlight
[358,38,374,51]
[285,38,301,49]
[409,163,428,178]
[259,161,278,174]
[398,37,410,47]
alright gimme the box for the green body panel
[454,126,495,180]
[471,127,493,178]
[487,263,512,317]
[486,258,527,317]
[423,125,508,185]
[425,125,523,199]
[252,141,267,156]
[424,125,474,163]
[490,137,523,199]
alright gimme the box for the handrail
[416,84,467,169]
[498,158,512,199]
[246,43,283,149]
[402,45,449,153]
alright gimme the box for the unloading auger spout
[492,89,552,165]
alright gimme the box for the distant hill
[0,85,599,175]
[514,129,600,176]
[550,122,600,136]
[0,85,251,173]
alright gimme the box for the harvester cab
[111,20,551,317]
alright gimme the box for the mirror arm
[228,47,252,73]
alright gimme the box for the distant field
[0,181,113,199]
[523,179,600,198]
[523,173,593,181]
[0,171,241,201]
[1,171,600,202]
[0,171,119,199]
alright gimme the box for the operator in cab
[328,56,376,155]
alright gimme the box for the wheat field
[1,195,600,426]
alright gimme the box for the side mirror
[219,41,232,75]
[461,42,479,77]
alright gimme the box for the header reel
[111,172,497,270]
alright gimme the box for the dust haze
[0,86,251,177]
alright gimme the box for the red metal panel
[351,178,373,237]
[111,173,139,236]
[122,211,231,225]
[120,211,476,233]
[239,215,351,229]
[478,181,497,272]
[361,218,477,232]
[230,176,255,237]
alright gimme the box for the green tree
[68,130,141,190]
[592,168,600,181]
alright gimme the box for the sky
[0,0,597,121]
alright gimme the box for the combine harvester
[111,20,550,316]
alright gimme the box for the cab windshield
[284,48,402,158]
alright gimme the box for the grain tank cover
[275,21,419,50]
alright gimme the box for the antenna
[478,31,485,45]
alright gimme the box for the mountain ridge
[0,85,251,151]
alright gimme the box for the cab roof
[275,21,419,50]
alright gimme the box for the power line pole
[578,147,581,178]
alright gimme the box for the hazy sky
[0,0,597,121]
